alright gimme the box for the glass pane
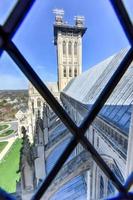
[0,0,17,25]
[123,0,133,20]
[0,52,28,194]
[0,0,132,199]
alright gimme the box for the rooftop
[62,47,133,134]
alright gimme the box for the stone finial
[74,16,85,27]
[53,9,64,25]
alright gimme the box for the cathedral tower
[53,9,87,91]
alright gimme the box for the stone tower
[53,9,87,91]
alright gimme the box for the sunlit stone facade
[53,11,86,91]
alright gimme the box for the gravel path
[0,136,17,161]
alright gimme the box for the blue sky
[0,0,132,90]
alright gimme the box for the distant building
[5,97,11,102]
[10,98,18,104]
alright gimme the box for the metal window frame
[0,0,133,199]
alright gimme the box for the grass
[0,142,8,153]
[0,139,22,192]
[0,124,8,131]
[0,130,14,137]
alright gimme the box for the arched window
[74,42,77,55]
[63,41,66,55]
[64,67,66,77]
[68,41,72,55]
[100,176,104,199]
[69,68,72,77]
[74,68,77,77]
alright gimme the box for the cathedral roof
[46,82,59,92]
[29,81,59,95]
[62,47,133,135]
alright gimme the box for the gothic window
[64,67,66,77]
[68,41,72,55]
[100,176,104,199]
[63,41,66,55]
[37,99,41,107]
[107,181,115,196]
[69,68,72,77]
[74,42,77,55]
[74,68,77,77]
[32,101,34,114]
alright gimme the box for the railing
[93,120,127,160]
[0,0,133,200]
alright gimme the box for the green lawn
[0,130,14,137]
[0,139,22,192]
[0,142,8,153]
[0,124,8,131]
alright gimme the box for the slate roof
[50,175,86,200]
[62,48,133,134]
